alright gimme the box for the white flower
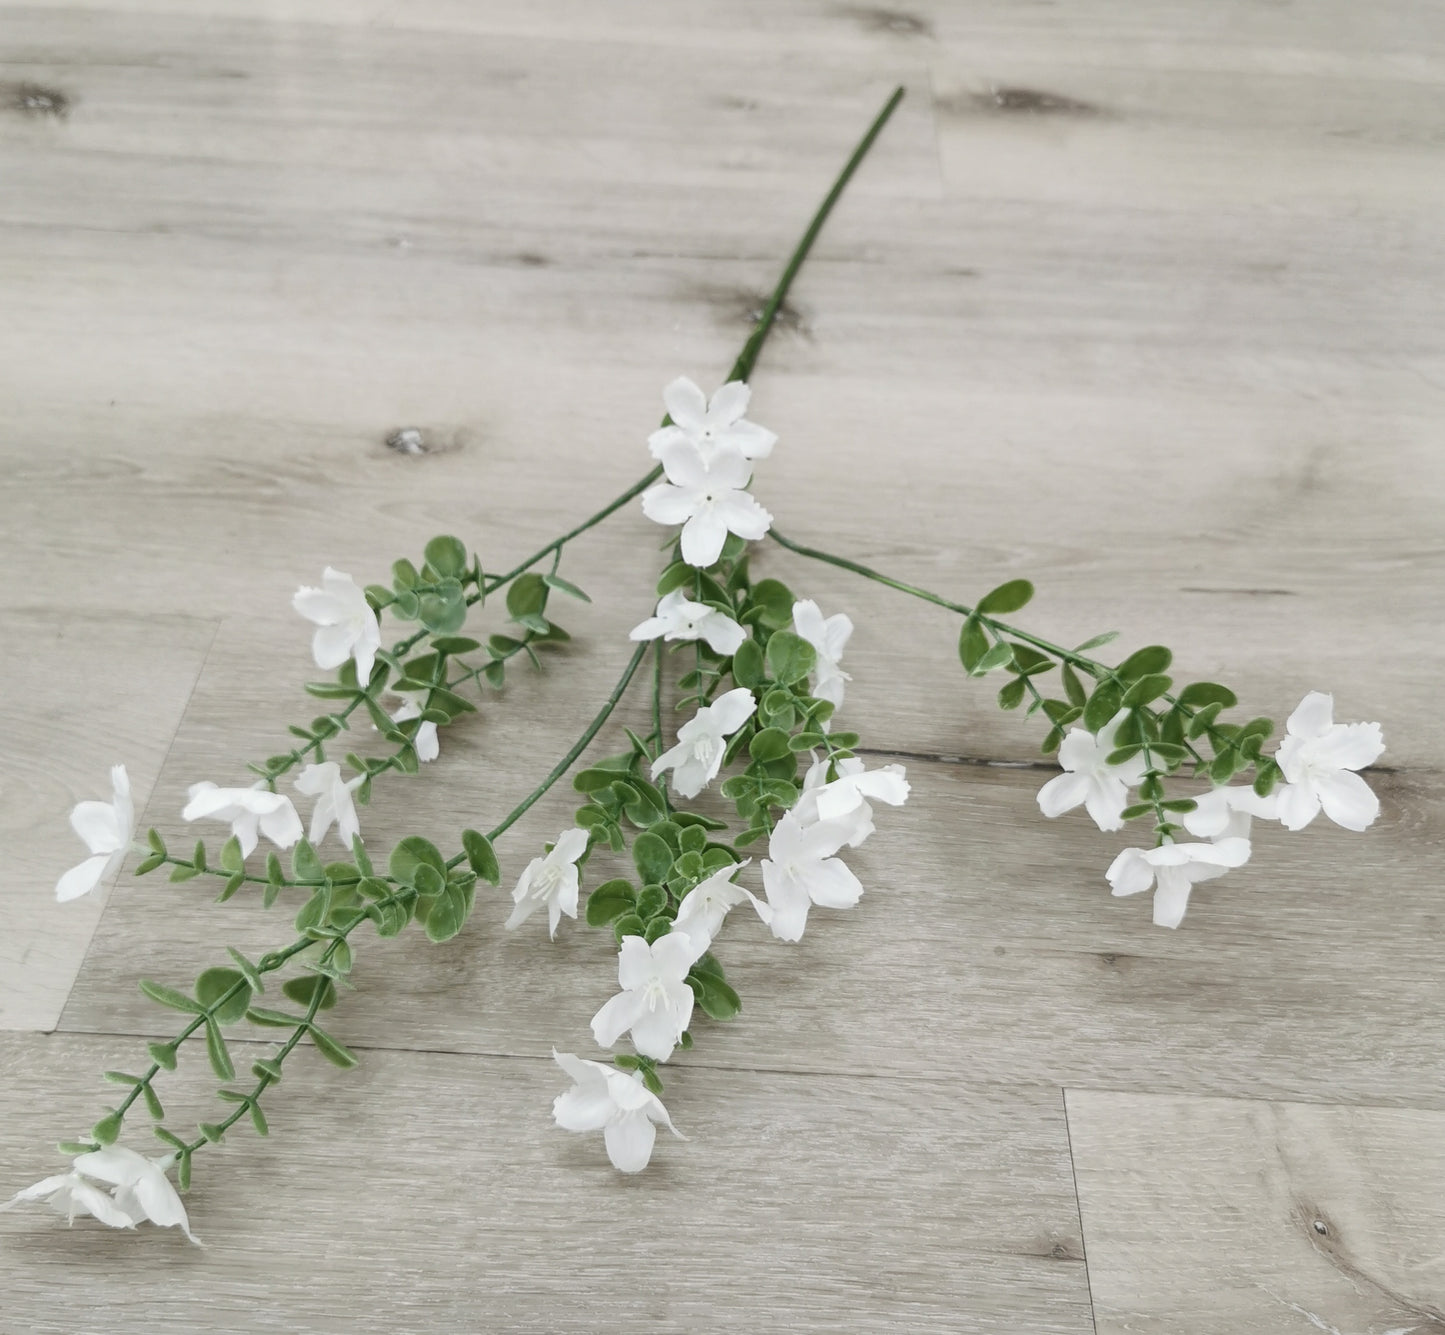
[791,600,852,711]
[1181,785,1279,841]
[794,755,909,848]
[293,761,365,848]
[641,441,772,568]
[591,931,703,1061]
[0,1168,135,1230]
[752,811,862,943]
[1274,691,1385,832]
[629,589,746,656]
[505,828,590,939]
[1036,710,1149,832]
[73,1147,199,1245]
[647,376,777,465]
[672,862,750,954]
[292,566,382,687]
[182,781,303,858]
[388,690,440,764]
[56,765,134,903]
[551,1050,684,1173]
[1106,837,1252,929]
[651,688,756,798]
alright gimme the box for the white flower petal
[662,377,709,433]
[706,379,751,426]
[679,509,729,567]
[55,853,110,903]
[603,1112,658,1173]
[1275,781,1322,831]
[1037,771,1090,819]
[641,482,701,527]
[1286,690,1335,740]
[1314,770,1380,831]
[591,990,647,1050]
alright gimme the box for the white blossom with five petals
[629,589,746,656]
[292,567,382,687]
[591,931,703,1061]
[651,688,756,798]
[641,441,772,568]
[293,761,365,848]
[551,1050,685,1173]
[505,828,591,939]
[182,781,303,858]
[647,377,777,465]
[672,861,751,954]
[55,765,134,903]
[1106,837,1252,929]
[791,600,853,711]
[794,755,909,848]
[1273,691,1385,832]
[1036,710,1149,832]
[751,811,862,943]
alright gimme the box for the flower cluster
[545,380,910,1171]
[1038,692,1384,927]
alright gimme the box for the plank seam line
[1061,1088,1101,1335]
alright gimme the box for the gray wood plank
[0,1032,1091,1335]
[1067,1089,1445,1334]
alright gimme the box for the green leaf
[419,581,467,635]
[506,571,549,621]
[1105,745,1145,766]
[142,1083,165,1120]
[224,948,264,994]
[367,897,411,937]
[972,642,1014,676]
[1159,798,1199,813]
[392,558,419,589]
[133,853,166,875]
[430,636,483,658]
[282,974,337,1011]
[613,912,646,944]
[139,979,204,1015]
[216,871,246,903]
[643,917,671,944]
[765,630,815,687]
[292,838,324,883]
[1122,673,1173,708]
[747,578,795,630]
[1060,663,1088,708]
[1119,802,1155,821]
[688,971,742,1021]
[249,1103,270,1136]
[204,1019,235,1080]
[147,1041,178,1071]
[748,727,793,762]
[168,862,200,883]
[245,1005,304,1027]
[146,828,167,856]
[195,968,253,1025]
[308,1024,359,1069]
[958,615,989,673]
[1177,681,1238,709]
[424,535,468,579]
[635,884,669,920]
[997,677,1027,710]
[632,831,674,885]
[1082,682,1124,733]
[543,573,591,602]
[197,1122,226,1145]
[731,637,765,689]
[388,835,446,887]
[976,579,1034,615]
[1009,643,1054,675]
[91,1111,122,1146]
[1116,645,1173,680]
[1186,701,1226,739]
[424,882,471,943]
[585,879,637,927]
[460,829,499,885]
[293,886,332,933]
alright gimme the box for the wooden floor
[2,3,1442,1332]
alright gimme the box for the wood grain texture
[1067,1090,1445,1334]
[1,1,1441,1330]
[0,1032,1092,1334]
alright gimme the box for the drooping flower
[292,567,382,687]
[640,441,772,568]
[182,781,303,858]
[752,811,862,943]
[551,1050,685,1173]
[791,600,853,711]
[387,690,440,764]
[1273,691,1385,832]
[647,377,777,465]
[1181,785,1279,841]
[1106,837,1252,929]
[0,1166,135,1230]
[56,765,134,903]
[293,761,365,848]
[672,862,750,953]
[1036,710,1149,832]
[651,688,756,798]
[591,932,703,1062]
[505,828,591,939]
[73,1147,199,1245]
[794,755,909,848]
[629,589,746,656]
